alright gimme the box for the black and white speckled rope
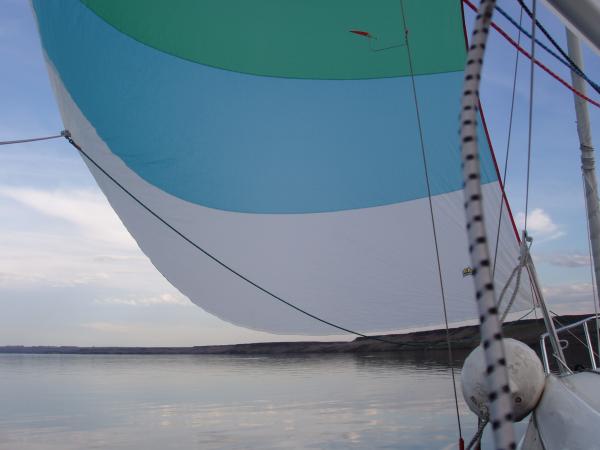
[460,1,516,449]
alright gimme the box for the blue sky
[0,0,599,346]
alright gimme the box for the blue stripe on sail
[34,0,497,214]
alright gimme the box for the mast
[565,31,600,312]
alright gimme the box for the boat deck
[521,371,600,450]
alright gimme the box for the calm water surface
[0,352,528,449]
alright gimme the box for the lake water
[0,352,528,449]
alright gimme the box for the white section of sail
[47,61,533,335]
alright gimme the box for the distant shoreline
[0,314,591,355]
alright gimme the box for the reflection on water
[0,352,527,449]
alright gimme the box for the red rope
[462,0,600,109]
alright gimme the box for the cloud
[80,322,131,334]
[0,272,111,288]
[0,186,165,291]
[0,272,47,285]
[93,255,144,263]
[542,282,599,315]
[515,208,565,242]
[95,293,191,307]
[535,252,590,268]
[0,187,136,248]
[0,227,140,289]
[543,282,594,300]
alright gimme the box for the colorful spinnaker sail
[32,0,533,334]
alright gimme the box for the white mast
[565,31,600,312]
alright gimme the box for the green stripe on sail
[81,0,466,80]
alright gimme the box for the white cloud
[515,208,565,242]
[80,322,131,334]
[0,187,136,248]
[535,252,590,268]
[0,271,47,285]
[0,227,143,289]
[95,293,191,307]
[543,282,594,300]
[93,255,144,263]
[0,186,156,290]
[539,282,599,316]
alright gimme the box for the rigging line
[398,0,462,440]
[462,0,600,109]
[496,244,526,323]
[515,0,600,96]
[495,4,600,94]
[0,132,65,146]
[60,133,418,348]
[524,0,537,233]
[495,6,567,67]
[467,414,489,450]
[496,265,520,311]
[63,134,416,346]
[500,264,523,322]
[515,307,535,322]
[492,5,523,280]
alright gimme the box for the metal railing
[540,315,599,373]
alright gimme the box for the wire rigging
[399,0,463,443]
[461,0,600,109]
[494,6,566,65]
[515,0,600,96]
[56,132,418,348]
[0,132,65,146]
[4,129,450,350]
[466,414,489,450]
[524,0,538,233]
[515,307,535,321]
[495,4,600,95]
[492,5,523,280]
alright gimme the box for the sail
[31,0,533,334]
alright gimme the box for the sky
[0,0,599,346]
